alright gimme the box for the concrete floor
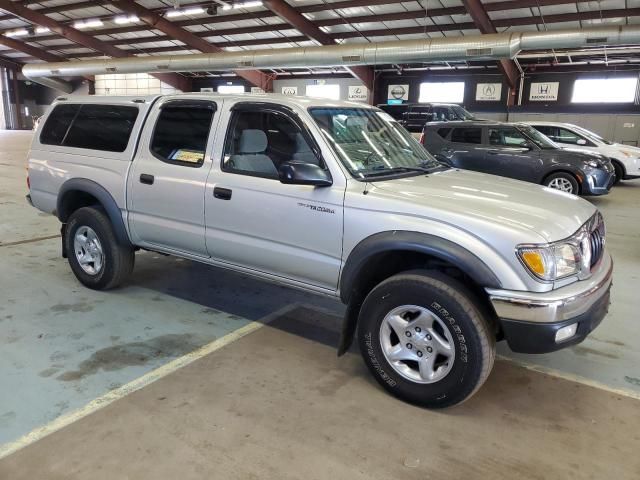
[1,130,639,477]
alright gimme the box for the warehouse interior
[1,1,640,479]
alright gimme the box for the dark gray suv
[421,121,615,195]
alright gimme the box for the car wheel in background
[611,161,624,184]
[544,172,579,195]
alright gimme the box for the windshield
[572,125,613,145]
[309,107,442,179]
[451,105,477,120]
[517,125,558,150]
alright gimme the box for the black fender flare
[336,231,501,355]
[57,178,132,247]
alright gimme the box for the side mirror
[278,162,332,187]
[577,138,587,146]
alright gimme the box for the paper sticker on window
[170,149,204,163]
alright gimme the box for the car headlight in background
[620,150,640,159]
[584,159,602,168]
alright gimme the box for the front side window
[450,127,482,144]
[150,102,216,167]
[488,127,529,147]
[555,127,588,145]
[223,109,320,179]
[309,107,441,179]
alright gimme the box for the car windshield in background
[309,107,443,179]
[518,125,558,150]
[451,105,477,120]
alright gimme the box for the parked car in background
[422,121,615,195]
[26,94,613,408]
[525,121,640,184]
[377,103,481,133]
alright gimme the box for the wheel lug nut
[405,331,411,337]
[415,327,421,333]
[427,347,433,353]
[406,343,413,349]
[426,334,432,340]
[417,351,423,357]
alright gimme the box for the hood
[365,169,596,243]
[612,143,640,156]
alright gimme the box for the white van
[525,121,640,183]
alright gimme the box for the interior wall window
[571,78,638,103]
[419,82,465,103]
[150,102,216,167]
[305,84,340,100]
[217,85,245,94]
[450,127,482,144]
[223,109,320,179]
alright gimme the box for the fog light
[555,323,578,343]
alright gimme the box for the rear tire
[544,172,579,195]
[65,206,134,290]
[357,270,495,408]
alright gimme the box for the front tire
[544,172,579,194]
[65,206,134,290]
[357,270,495,408]
[612,161,624,185]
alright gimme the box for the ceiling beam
[462,0,519,98]
[109,0,272,91]
[0,53,22,70]
[0,0,190,91]
[262,0,373,91]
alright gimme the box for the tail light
[419,132,425,144]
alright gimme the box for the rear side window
[40,104,139,152]
[150,102,216,167]
[40,104,80,145]
[64,105,139,152]
[437,127,452,139]
[450,127,482,144]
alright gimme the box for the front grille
[589,218,605,268]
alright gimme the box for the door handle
[139,174,155,185]
[213,187,232,200]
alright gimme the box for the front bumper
[581,167,614,195]
[486,253,613,353]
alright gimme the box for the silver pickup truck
[27,93,612,408]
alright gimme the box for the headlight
[518,243,582,281]
[620,150,639,159]
[584,159,600,168]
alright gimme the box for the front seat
[230,129,278,176]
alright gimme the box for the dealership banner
[475,83,502,101]
[529,82,559,101]
[387,84,409,103]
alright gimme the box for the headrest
[239,129,267,153]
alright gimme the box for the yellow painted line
[498,354,640,401]
[0,305,295,460]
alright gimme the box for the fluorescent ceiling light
[114,15,139,25]
[35,26,50,34]
[74,19,104,29]
[5,29,29,37]
[222,1,263,10]
[166,6,205,17]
